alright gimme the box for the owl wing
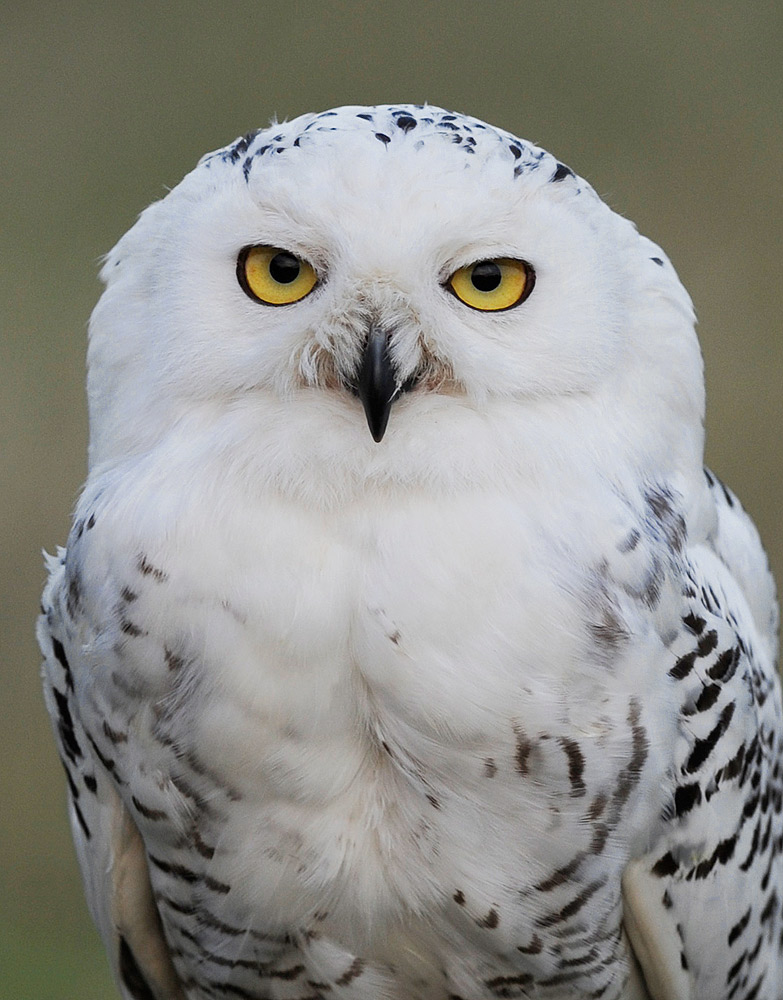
[623,472,783,1000]
[39,549,185,1000]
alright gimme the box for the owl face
[87,106,702,482]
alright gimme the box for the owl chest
[185,491,602,752]
[128,491,665,930]
[74,478,675,992]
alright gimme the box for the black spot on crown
[552,162,575,182]
[394,114,417,132]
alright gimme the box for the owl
[39,105,782,1000]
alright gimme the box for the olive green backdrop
[2,3,780,997]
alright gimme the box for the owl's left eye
[237,245,318,305]
[448,258,534,312]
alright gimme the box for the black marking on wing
[103,720,128,744]
[708,646,740,682]
[669,650,697,680]
[652,851,678,877]
[682,611,706,635]
[673,782,702,817]
[203,977,269,997]
[149,854,231,894]
[691,682,721,713]
[191,829,216,860]
[86,733,124,783]
[51,637,74,689]
[688,832,738,880]
[131,795,167,821]
[696,629,719,657]
[61,760,91,839]
[53,687,82,763]
[484,971,534,995]
[683,702,736,774]
[119,936,157,1000]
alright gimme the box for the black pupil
[269,252,301,284]
[471,261,502,292]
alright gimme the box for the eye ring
[237,245,318,306]
[448,258,535,312]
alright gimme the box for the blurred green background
[2,3,780,997]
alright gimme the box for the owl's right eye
[237,245,318,305]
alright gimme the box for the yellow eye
[448,258,534,311]
[237,245,318,305]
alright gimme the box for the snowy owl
[39,105,782,1000]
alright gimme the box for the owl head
[86,105,703,499]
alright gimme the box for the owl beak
[356,323,401,443]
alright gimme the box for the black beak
[356,324,402,442]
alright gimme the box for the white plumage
[40,105,782,1000]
